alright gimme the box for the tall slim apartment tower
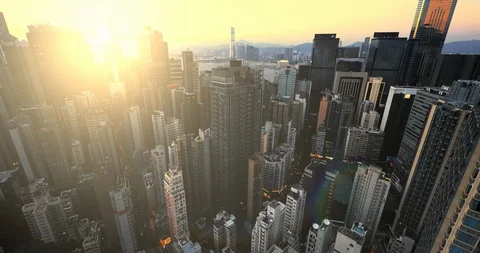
[365,32,407,90]
[400,0,458,86]
[230,27,235,59]
[278,66,296,102]
[164,167,189,238]
[210,60,262,211]
[213,210,237,252]
[137,27,170,86]
[305,220,334,253]
[151,145,168,207]
[182,51,200,94]
[283,185,307,250]
[309,34,339,120]
[251,201,286,253]
[126,106,145,152]
[109,179,138,253]
[394,81,480,240]
[345,165,390,244]
[393,87,447,184]
[172,132,210,223]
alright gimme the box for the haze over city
[3,0,480,54]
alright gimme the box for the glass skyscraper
[400,0,458,87]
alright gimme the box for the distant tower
[230,27,236,59]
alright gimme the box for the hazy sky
[3,0,480,52]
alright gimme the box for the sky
[3,0,480,54]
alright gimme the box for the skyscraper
[236,43,246,60]
[400,0,458,86]
[164,167,189,238]
[283,185,307,250]
[210,60,262,211]
[417,128,480,252]
[284,48,293,64]
[332,71,368,117]
[305,220,334,253]
[309,34,339,121]
[230,27,235,59]
[278,66,297,102]
[109,179,138,253]
[251,201,286,253]
[182,51,198,93]
[169,58,183,85]
[172,131,211,223]
[393,87,447,184]
[429,54,480,87]
[378,87,418,161]
[126,106,145,152]
[394,81,480,239]
[365,32,406,89]
[151,145,168,207]
[345,165,390,244]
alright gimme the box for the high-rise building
[345,165,390,244]
[151,145,168,207]
[365,32,406,89]
[172,131,211,223]
[263,149,292,193]
[182,51,199,94]
[392,87,447,184]
[251,201,286,253]
[71,139,86,166]
[363,77,385,112]
[210,60,262,211]
[126,106,145,152]
[378,87,418,161]
[284,48,294,64]
[359,37,370,58]
[170,58,183,85]
[417,127,479,252]
[308,34,339,120]
[337,47,360,58]
[0,12,16,42]
[230,27,235,59]
[60,99,81,141]
[180,92,204,135]
[305,220,334,253]
[109,178,138,253]
[400,0,458,86]
[37,126,72,191]
[213,210,237,253]
[283,185,307,250]
[247,153,264,226]
[236,43,246,60]
[429,54,480,87]
[321,93,354,158]
[9,120,43,181]
[394,81,480,239]
[333,223,367,253]
[164,167,189,238]
[344,128,383,161]
[278,66,297,102]
[332,71,368,117]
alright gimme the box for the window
[450,245,469,253]
[464,216,480,230]
[456,231,477,246]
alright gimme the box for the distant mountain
[237,40,285,48]
[442,40,480,54]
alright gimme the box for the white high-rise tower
[230,27,235,59]
[164,167,190,238]
[283,184,307,250]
